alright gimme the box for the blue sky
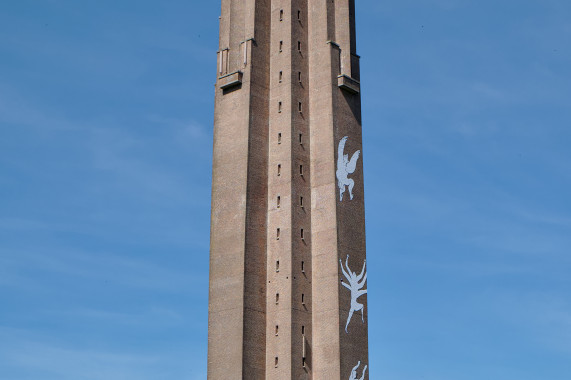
[0,1,569,379]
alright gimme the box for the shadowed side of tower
[308,0,369,378]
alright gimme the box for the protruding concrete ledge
[219,71,243,90]
[326,40,340,48]
[338,75,360,94]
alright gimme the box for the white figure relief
[340,255,367,333]
[336,136,361,201]
[349,361,368,380]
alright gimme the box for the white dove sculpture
[336,136,361,201]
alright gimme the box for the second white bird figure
[340,255,368,333]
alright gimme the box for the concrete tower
[208,1,368,379]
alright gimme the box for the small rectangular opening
[275,357,279,368]
[298,71,302,83]
[280,9,284,21]
[299,133,303,144]
[301,261,305,273]
[297,41,301,52]
[301,228,304,240]
[302,331,307,360]
[280,41,283,52]
[277,164,281,176]
[276,228,280,240]
[275,325,279,336]
[298,10,301,21]
[276,293,279,305]
[298,102,302,113]
[276,260,280,272]
[300,196,304,208]
[279,71,283,83]
[302,357,306,368]
[278,101,282,113]
[278,133,282,144]
[299,164,303,176]
[301,293,305,305]
[302,325,305,335]
[277,195,281,208]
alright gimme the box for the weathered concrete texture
[208,0,368,379]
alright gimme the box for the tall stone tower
[208,1,368,379]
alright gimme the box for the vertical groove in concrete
[266,1,293,378]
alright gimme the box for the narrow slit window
[275,357,279,368]
[280,9,284,21]
[278,164,281,176]
[301,293,305,305]
[298,71,302,83]
[278,101,282,113]
[276,293,279,305]
[303,357,306,368]
[279,71,283,83]
[297,41,301,52]
[277,195,281,208]
[279,41,283,52]
[298,10,301,21]
[299,133,303,144]
[300,196,304,208]
[276,260,280,272]
[278,132,282,144]
[298,102,302,113]
[302,325,305,335]
[301,261,305,272]
[301,228,304,240]
[275,325,279,336]
[276,228,280,240]
[299,164,304,176]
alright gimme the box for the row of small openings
[276,195,304,208]
[278,40,303,53]
[275,325,306,336]
[279,9,302,22]
[278,101,303,113]
[275,292,305,305]
[276,164,304,176]
[276,357,307,369]
[277,133,304,144]
[275,260,306,273]
[276,228,305,240]
[278,71,303,84]
[274,8,307,373]
[275,353,307,368]
[277,8,303,105]
[275,356,308,369]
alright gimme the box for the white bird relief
[349,361,368,380]
[336,136,361,201]
[340,255,367,333]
